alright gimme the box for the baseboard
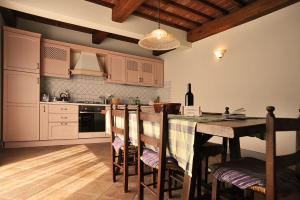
[4,137,110,148]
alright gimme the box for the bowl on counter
[111,98,122,105]
[153,103,181,114]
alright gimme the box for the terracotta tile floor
[0,143,182,200]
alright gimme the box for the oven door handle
[79,111,102,114]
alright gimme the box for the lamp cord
[158,0,160,29]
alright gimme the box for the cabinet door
[154,62,164,87]
[106,54,125,83]
[3,70,40,105]
[140,60,155,86]
[3,104,39,141]
[4,29,40,73]
[40,104,49,140]
[125,58,140,85]
[41,41,70,78]
[49,122,78,140]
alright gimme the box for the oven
[78,105,106,138]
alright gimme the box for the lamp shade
[138,28,180,51]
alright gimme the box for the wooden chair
[211,106,300,200]
[138,105,182,200]
[109,104,137,193]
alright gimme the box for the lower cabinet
[3,104,39,141]
[49,122,78,140]
[40,103,79,140]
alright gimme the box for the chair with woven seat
[109,104,138,193]
[137,105,183,200]
[211,106,300,200]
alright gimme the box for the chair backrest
[265,106,300,200]
[137,104,168,199]
[109,104,129,147]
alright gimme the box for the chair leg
[134,151,138,175]
[168,169,173,198]
[211,176,218,200]
[205,156,209,184]
[123,148,128,193]
[153,168,157,188]
[197,157,203,197]
[111,146,116,182]
[138,161,144,200]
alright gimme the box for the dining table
[106,108,266,200]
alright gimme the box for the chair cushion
[112,136,124,152]
[201,142,224,157]
[141,148,159,169]
[211,157,300,198]
[141,148,179,170]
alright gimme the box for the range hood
[71,52,106,77]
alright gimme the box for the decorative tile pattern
[41,75,170,104]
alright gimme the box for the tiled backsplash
[41,75,170,104]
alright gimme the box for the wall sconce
[214,49,226,59]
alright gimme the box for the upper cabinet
[154,62,164,87]
[123,57,163,87]
[41,39,71,78]
[3,27,41,74]
[106,54,126,83]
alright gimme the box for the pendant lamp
[138,0,180,51]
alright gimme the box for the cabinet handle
[61,116,68,119]
[37,62,40,69]
[108,74,111,79]
[43,106,45,112]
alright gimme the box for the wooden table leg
[229,137,241,160]
[221,138,228,162]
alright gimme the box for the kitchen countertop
[40,101,154,109]
[40,101,107,106]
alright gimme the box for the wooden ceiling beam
[112,0,147,22]
[196,0,229,15]
[187,0,300,42]
[92,31,109,44]
[163,0,214,20]
[153,49,174,56]
[227,0,246,7]
[0,7,17,27]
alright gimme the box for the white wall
[162,3,300,154]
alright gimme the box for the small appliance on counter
[59,90,71,102]
[41,93,50,102]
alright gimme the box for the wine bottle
[185,83,194,106]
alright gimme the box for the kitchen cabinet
[154,62,164,87]
[41,39,71,78]
[125,58,140,84]
[124,58,157,87]
[107,54,126,83]
[49,122,78,140]
[3,26,41,74]
[140,60,155,86]
[3,70,40,104]
[48,104,78,140]
[40,104,49,140]
[3,70,40,142]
